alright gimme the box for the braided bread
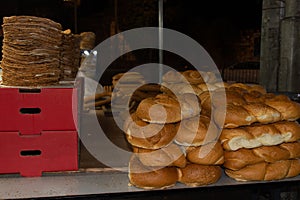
[196,83,300,128]
[225,159,300,181]
[123,113,177,150]
[174,115,218,146]
[136,93,201,123]
[220,121,300,151]
[132,143,187,168]
[186,141,224,165]
[224,141,300,170]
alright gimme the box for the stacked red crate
[0,87,79,177]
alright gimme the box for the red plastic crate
[0,87,78,134]
[0,131,78,177]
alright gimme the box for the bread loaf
[136,93,201,123]
[178,163,222,186]
[186,141,224,165]
[128,155,179,189]
[224,141,300,170]
[201,83,300,128]
[175,115,218,146]
[220,121,300,151]
[123,113,177,149]
[133,143,187,168]
[181,70,208,84]
[225,159,300,181]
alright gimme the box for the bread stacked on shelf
[60,29,81,81]
[216,83,300,181]
[0,15,63,86]
[124,70,225,189]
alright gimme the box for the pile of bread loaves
[120,69,300,189]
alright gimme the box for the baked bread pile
[124,71,224,189]
[60,29,81,81]
[1,15,63,86]
[215,84,300,181]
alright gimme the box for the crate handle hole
[19,89,41,93]
[20,108,41,114]
[20,150,42,156]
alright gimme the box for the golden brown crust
[175,115,218,146]
[162,70,185,83]
[182,70,208,84]
[128,155,179,189]
[136,93,201,123]
[214,104,256,128]
[286,159,300,178]
[178,163,222,186]
[124,113,177,149]
[265,99,300,121]
[225,162,267,181]
[186,141,224,165]
[225,159,300,181]
[242,103,281,124]
[133,143,187,168]
[220,121,300,151]
[223,141,300,170]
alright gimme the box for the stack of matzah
[1,15,62,86]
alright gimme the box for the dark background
[0,0,263,81]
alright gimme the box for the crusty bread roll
[186,141,224,165]
[242,103,281,124]
[214,104,256,128]
[128,155,179,189]
[225,159,300,181]
[182,70,209,84]
[133,143,187,168]
[123,113,177,149]
[160,82,204,96]
[136,93,201,123]
[212,90,246,107]
[200,82,300,128]
[224,141,300,170]
[228,83,267,95]
[162,70,185,83]
[178,163,222,186]
[220,121,300,151]
[175,115,218,146]
[265,98,300,121]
